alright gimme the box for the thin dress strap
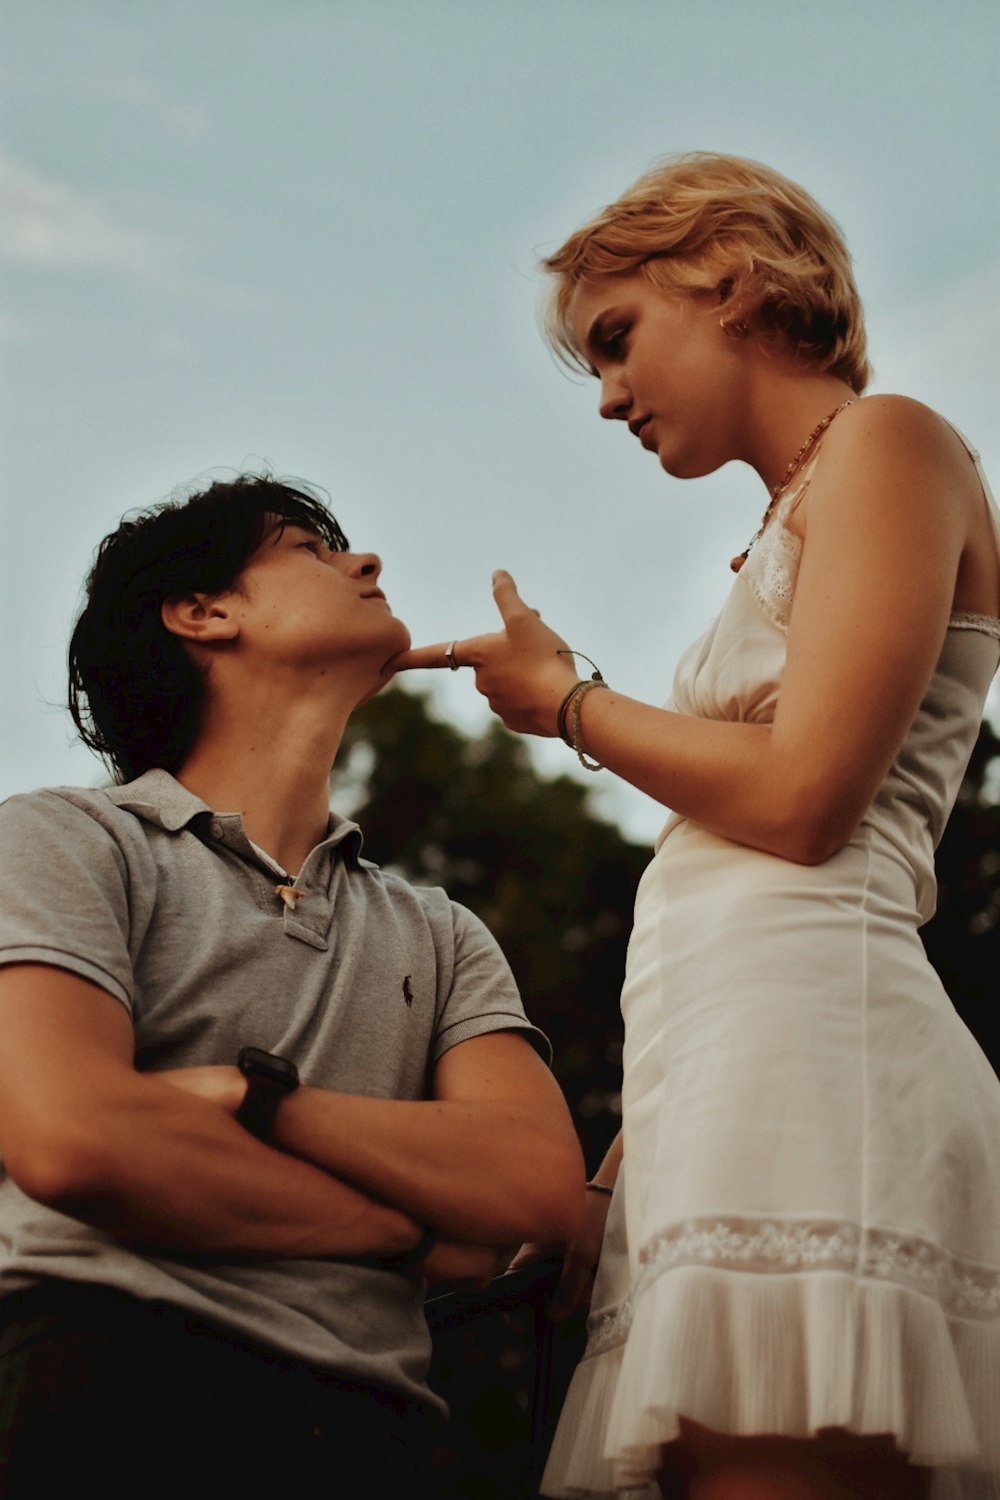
[941,420,1000,639]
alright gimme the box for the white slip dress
[542,436,1000,1500]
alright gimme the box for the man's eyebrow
[264,516,319,544]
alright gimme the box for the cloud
[93,74,208,141]
[0,146,186,285]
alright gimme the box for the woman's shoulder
[835,393,960,444]
[814,394,979,496]
[787,393,985,566]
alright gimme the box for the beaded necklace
[731,399,855,573]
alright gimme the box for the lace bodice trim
[583,1215,1000,1359]
[951,612,1000,640]
[741,468,1000,640]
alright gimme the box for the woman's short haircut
[69,473,349,784]
[542,152,870,394]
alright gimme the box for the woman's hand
[391,571,581,737]
[522,1133,621,1320]
[420,1238,499,1290]
[507,1187,614,1322]
[158,1066,245,1116]
[550,1186,614,1320]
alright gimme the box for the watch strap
[235,1047,299,1141]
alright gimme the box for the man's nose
[347,552,382,579]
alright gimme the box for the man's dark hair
[69,473,349,784]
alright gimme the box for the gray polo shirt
[0,770,547,1415]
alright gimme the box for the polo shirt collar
[104,768,368,866]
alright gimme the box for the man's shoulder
[371,869,485,939]
[2,786,138,846]
[3,782,128,833]
[2,771,207,842]
[0,782,170,884]
[369,869,513,977]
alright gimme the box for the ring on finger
[445,641,460,671]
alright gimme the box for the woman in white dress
[397,154,1000,1499]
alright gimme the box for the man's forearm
[0,968,423,1261]
[271,1081,583,1245]
[158,1038,584,1246]
[274,1093,543,1241]
[22,1078,421,1261]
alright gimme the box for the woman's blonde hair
[542,152,870,394]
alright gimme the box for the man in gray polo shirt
[0,475,584,1499]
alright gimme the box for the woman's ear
[161,594,239,644]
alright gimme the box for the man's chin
[354,636,411,708]
[353,667,392,711]
[382,620,411,670]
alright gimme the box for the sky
[2,0,998,844]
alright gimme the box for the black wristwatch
[235,1046,300,1141]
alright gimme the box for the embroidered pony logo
[402,975,414,1008]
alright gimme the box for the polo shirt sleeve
[0,790,139,1012]
[432,900,551,1065]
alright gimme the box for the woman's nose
[599,373,630,421]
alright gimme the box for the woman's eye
[605,327,629,358]
[298,538,322,555]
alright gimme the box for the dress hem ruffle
[541,1263,1000,1500]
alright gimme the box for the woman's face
[569,272,751,480]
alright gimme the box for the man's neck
[175,693,353,876]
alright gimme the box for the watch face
[237,1046,299,1087]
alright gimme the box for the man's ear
[161,594,239,645]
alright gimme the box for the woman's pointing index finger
[390,637,495,672]
[390,642,463,672]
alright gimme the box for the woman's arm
[397,399,989,864]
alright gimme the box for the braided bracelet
[569,681,607,770]
[556,680,588,746]
[556,649,609,771]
